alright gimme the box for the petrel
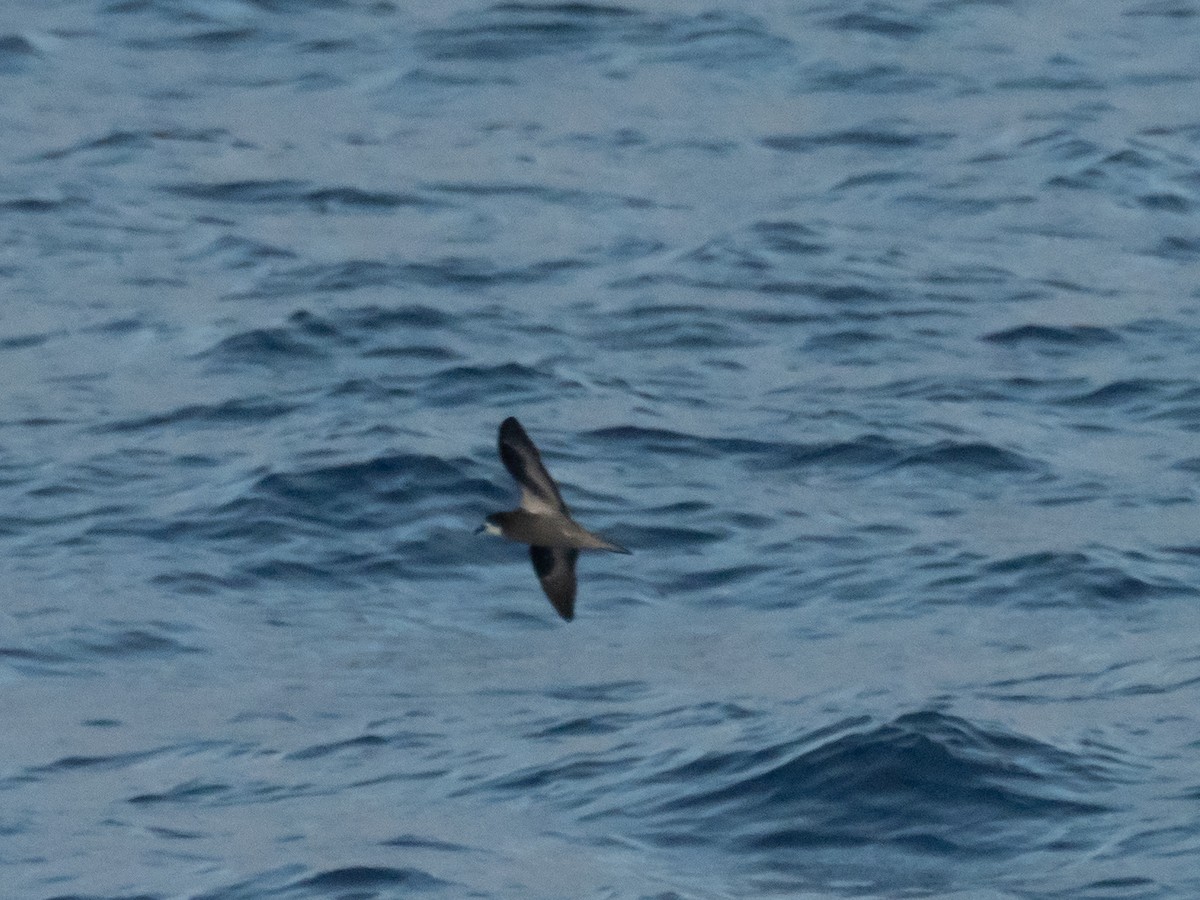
[477,416,630,621]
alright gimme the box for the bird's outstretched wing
[530,545,578,621]
[499,417,567,515]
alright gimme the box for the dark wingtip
[559,609,574,622]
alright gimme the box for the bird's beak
[473,524,487,534]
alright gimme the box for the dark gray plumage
[478,417,629,620]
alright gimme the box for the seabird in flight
[477,417,629,620]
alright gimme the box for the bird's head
[475,513,504,536]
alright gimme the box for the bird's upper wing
[530,545,578,621]
[498,417,567,515]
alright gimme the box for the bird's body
[483,510,624,550]
[478,417,629,620]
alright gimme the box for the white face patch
[482,521,504,537]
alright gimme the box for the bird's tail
[594,534,631,554]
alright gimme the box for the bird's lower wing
[530,546,579,621]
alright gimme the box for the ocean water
[2,1,1200,897]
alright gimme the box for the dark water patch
[0,34,40,74]
[895,440,1038,475]
[130,775,346,810]
[128,780,230,805]
[1021,128,1101,161]
[822,10,928,38]
[247,255,584,297]
[762,127,952,153]
[141,483,483,565]
[1139,191,1192,212]
[636,10,794,70]
[661,702,762,730]
[758,279,889,303]
[644,500,713,515]
[544,680,648,703]
[2,626,210,670]
[380,834,472,852]
[84,317,147,336]
[285,734,389,761]
[124,26,263,51]
[99,398,298,433]
[1125,1,1200,16]
[899,191,1035,216]
[77,628,204,659]
[235,558,360,588]
[630,711,1119,862]
[983,323,1121,347]
[165,179,308,203]
[189,235,297,268]
[164,179,444,211]
[425,178,661,213]
[0,330,58,350]
[925,264,1018,286]
[595,317,757,350]
[231,453,473,533]
[36,128,154,159]
[363,343,461,362]
[974,551,1186,608]
[804,61,942,93]
[584,425,907,471]
[34,746,172,775]
[291,866,450,895]
[423,361,554,406]
[832,170,916,191]
[474,753,644,799]
[875,375,1044,403]
[0,194,85,213]
[303,187,445,212]
[619,302,717,320]
[614,524,725,548]
[751,220,828,255]
[189,864,448,897]
[999,73,1106,91]
[35,127,227,162]
[804,328,884,352]
[527,713,637,739]
[1079,875,1164,897]
[325,378,413,402]
[0,645,74,671]
[1153,235,1200,260]
[337,303,454,331]
[417,5,790,72]
[417,3,636,61]
[151,571,253,595]
[148,825,207,840]
[1059,379,1175,409]
[1045,138,1200,225]
[583,424,774,459]
[201,328,328,367]
[246,260,398,295]
[669,564,775,594]
[678,235,770,272]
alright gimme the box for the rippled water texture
[3,1,1200,897]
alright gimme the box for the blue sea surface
[3,1,1200,897]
